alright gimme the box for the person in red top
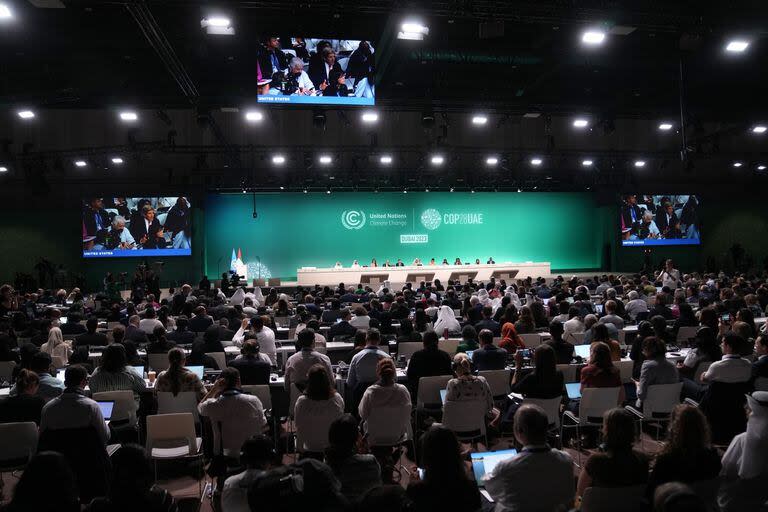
[499,322,525,352]
[580,342,625,403]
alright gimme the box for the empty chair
[478,369,512,400]
[145,413,203,490]
[147,353,170,373]
[442,399,488,448]
[676,326,699,344]
[570,332,587,345]
[205,352,227,370]
[525,396,564,431]
[156,391,200,423]
[397,342,422,361]
[242,384,276,445]
[556,364,578,383]
[0,422,38,474]
[415,375,452,433]
[581,485,645,512]
[625,382,683,441]
[520,333,543,349]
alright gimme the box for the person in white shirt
[349,306,371,329]
[702,332,753,384]
[358,358,411,425]
[284,329,333,391]
[139,307,164,334]
[598,300,625,329]
[221,435,276,512]
[433,305,461,336]
[563,307,585,342]
[484,404,574,511]
[334,261,343,269]
[241,298,258,318]
[285,57,315,94]
[40,326,72,365]
[198,367,266,457]
[351,260,361,268]
[625,290,649,320]
[657,259,682,289]
[639,210,661,240]
[233,316,277,364]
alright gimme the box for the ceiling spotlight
[582,159,593,166]
[74,160,87,167]
[758,165,766,171]
[206,16,230,27]
[658,123,673,131]
[0,4,11,19]
[279,186,284,190]
[17,110,35,119]
[425,188,430,192]
[530,158,543,166]
[319,155,332,164]
[752,125,767,134]
[470,189,475,194]
[403,189,408,194]
[725,40,749,53]
[573,118,589,128]
[0,166,8,173]
[398,21,429,40]
[379,155,392,164]
[472,115,488,125]
[303,189,308,193]
[272,155,286,165]
[430,155,445,165]
[245,111,264,122]
[361,111,378,123]
[201,16,234,35]
[449,187,454,192]
[119,111,138,122]
[517,188,522,193]
[733,161,743,167]
[634,160,646,168]
[485,157,498,166]
[326,189,331,194]
[582,30,606,45]
[111,157,124,164]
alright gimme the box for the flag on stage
[230,248,237,272]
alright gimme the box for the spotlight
[245,111,264,122]
[319,155,332,165]
[425,188,430,192]
[303,189,308,193]
[573,118,589,128]
[361,111,379,123]
[403,189,407,194]
[205,16,230,27]
[582,30,606,45]
[658,122,674,131]
[74,160,87,167]
[379,155,393,164]
[272,155,286,165]
[398,21,429,40]
[279,186,284,190]
[634,160,646,168]
[0,3,11,19]
[725,40,749,53]
[472,115,488,125]
[111,157,124,164]
[326,188,331,194]
[470,189,475,194]
[733,161,743,167]
[582,159,593,167]
[758,165,766,171]
[517,188,522,193]
[485,157,498,166]
[0,166,7,173]
[530,158,542,166]
[449,187,454,192]
[752,125,767,134]
[201,16,234,35]
[430,155,444,165]
[119,111,138,122]
[17,110,35,119]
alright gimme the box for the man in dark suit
[472,329,508,371]
[73,317,108,348]
[188,306,214,333]
[656,202,682,239]
[475,306,501,336]
[129,205,167,249]
[406,331,452,396]
[59,313,87,336]
[228,340,271,385]
[753,335,768,380]
[320,300,344,324]
[167,316,196,345]
[257,36,288,81]
[620,195,643,237]
[216,317,236,342]
[125,315,149,345]
[82,198,111,237]
[328,309,357,341]
[308,47,347,97]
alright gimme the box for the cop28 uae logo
[341,210,366,230]
[420,208,442,230]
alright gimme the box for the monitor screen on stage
[82,197,192,258]
[620,195,700,247]
[256,37,375,106]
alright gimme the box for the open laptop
[566,382,582,400]
[466,350,474,360]
[96,400,115,423]
[574,344,591,360]
[128,365,144,378]
[594,304,604,314]
[471,448,518,502]
[187,365,204,380]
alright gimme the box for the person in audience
[40,326,71,365]
[86,444,176,512]
[396,318,421,344]
[342,331,367,364]
[475,306,501,336]
[406,330,451,396]
[221,435,276,512]
[200,324,224,353]
[625,290,649,320]
[329,309,359,342]
[647,404,721,495]
[2,451,80,512]
[189,305,214,332]
[349,306,371,329]
[73,317,108,348]
[166,315,195,344]
[285,328,333,391]
[653,482,707,512]
[472,328,507,371]
[0,369,44,424]
[576,408,649,498]
[185,340,220,370]
[154,348,206,400]
[580,341,625,402]
[88,343,146,401]
[217,317,236,342]
[592,323,622,361]
[456,324,479,353]
[412,309,432,334]
[233,316,277,364]
[598,300,625,329]
[121,340,144,366]
[446,352,499,426]
[347,329,390,397]
[125,315,149,344]
[359,485,411,512]
[139,307,163,334]
[406,424,480,512]
[40,365,109,445]
[650,294,674,320]
[499,321,525,352]
[147,325,176,353]
[433,305,461,337]
[701,332,752,385]
[199,367,267,457]
[678,326,721,380]
[514,305,536,334]
[636,335,678,407]
[59,313,87,336]
[484,404,573,511]
[630,320,655,379]
[718,391,768,512]
[672,302,698,337]
[358,358,411,425]
[753,334,768,379]
[324,414,382,503]
[510,344,566,400]
[563,306,586,341]
[9,351,63,402]
[294,363,344,431]
[546,320,575,364]
[229,339,272,384]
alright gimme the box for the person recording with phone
[656,259,681,289]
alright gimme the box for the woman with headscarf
[432,305,460,337]
[718,391,768,512]
[40,326,71,366]
[252,286,265,304]
[229,287,246,307]
[376,281,390,297]
[476,289,491,307]
[499,322,525,352]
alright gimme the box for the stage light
[582,159,593,167]
[573,118,589,128]
[111,157,124,164]
[758,165,766,170]
[425,188,430,192]
[303,189,308,193]
[530,158,542,166]
[752,125,767,134]
[206,16,230,27]
[403,189,407,194]
[398,21,429,40]
[242,189,247,194]
[449,187,454,192]
[582,30,606,45]
[119,111,138,122]
[379,155,392,164]
[634,160,646,168]
[201,16,234,35]
[279,186,284,190]
[733,161,743,167]
[471,189,475,194]
[485,157,498,166]
[272,155,286,165]
[658,123,673,131]
[430,155,444,165]
[326,188,331,194]
[0,166,7,172]
[517,188,522,193]
[361,111,378,123]
[245,111,264,122]
[726,40,749,53]
[17,110,35,119]
[0,4,12,19]
[75,160,87,167]
[472,115,488,125]
[319,155,332,165]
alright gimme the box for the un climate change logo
[341,210,366,230]
[420,208,442,230]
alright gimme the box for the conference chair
[0,422,38,477]
[439,338,460,356]
[556,364,578,383]
[241,384,278,449]
[617,360,634,384]
[478,369,512,401]
[569,332,587,345]
[0,360,16,383]
[205,352,227,370]
[148,353,171,373]
[676,326,699,345]
[145,413,203,495]
[397,342,422,361]
[157,391,200,424]
[581,485,645,512]
[519,333,543,349]
[625,382,683,444]
[294,404,342,458]
[524,396,564,447]
[755,377,768,392]
[442,399,488,450]
[561,387,621,466]
[414,375,453,439]
[93,390,139,441]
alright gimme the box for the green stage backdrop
[204,192,609,280]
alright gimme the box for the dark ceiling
[1,0,767,195]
